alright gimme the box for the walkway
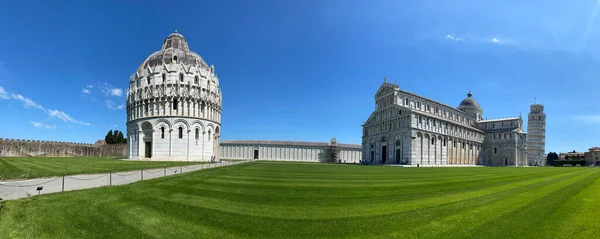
[0,161,246,201]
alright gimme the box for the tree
[546,152,558,165]
[117,131,125,144]
[104,130,126,144]
[105,130,114,144]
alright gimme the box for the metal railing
[0,160,248,201]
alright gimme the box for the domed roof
[137,30,209,72]
[458,91,483,113]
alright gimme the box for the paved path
[0,161,246,201]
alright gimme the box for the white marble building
[126,31,222,161]
[362,79,528,166]
[220,139,362,163]
[527,101,546,166]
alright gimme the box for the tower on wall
[527,98,546,166]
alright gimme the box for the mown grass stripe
[1,161,599,239]
[397,170,600,239]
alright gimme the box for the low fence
[0,160,248,201]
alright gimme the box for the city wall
[0,138,127,158]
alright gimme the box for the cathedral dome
[458,91,483,118]
[137,30,209,72]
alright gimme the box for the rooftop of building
[478,117,521,123]
[220,140,362,149]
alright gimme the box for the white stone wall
[220,143,362,163]
[127,117,219,161]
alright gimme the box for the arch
[179,73,184,82]
[172,119,190,129]
[215,125,220,134]
[194,75,199,85]
[141,121,153,131]
[190,120,205,130]
[162,73,166,83]
[154,119,172,129]
[205,123,215,133]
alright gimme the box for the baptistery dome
[126,30,222,161]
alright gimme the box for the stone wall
[0,138,127,158]
[220,140,362,163]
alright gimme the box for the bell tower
[527,97,546,166]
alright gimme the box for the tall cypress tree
[117,131,125,144]
[105,130,114,144]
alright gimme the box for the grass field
[1,162,599,238]
[0,157,202,180]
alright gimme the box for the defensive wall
[0,138,126,158]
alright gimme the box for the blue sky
[0,0,599,153]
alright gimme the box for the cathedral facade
[126,31,222,161]
[361,81,528,166]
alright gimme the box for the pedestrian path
[0,160,247,201]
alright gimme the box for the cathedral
[361,80,533,166]
[126,31,222,161]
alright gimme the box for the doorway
[145,141,152,158]
[253,150,259,159]
[370,151,374,163]
[381,146,387,164]
[395,149,401,164]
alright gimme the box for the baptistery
[126,30,222,161]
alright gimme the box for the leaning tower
[527,99,546,166]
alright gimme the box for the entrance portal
[381,146,387,164]
[145,141,152,158]
[370,151,374,163]
[395,149,401,164]
[253,150,259,159]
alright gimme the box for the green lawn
[1,162,599,238]
[0,157,202,180]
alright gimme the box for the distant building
[220,138,362,163]
[585,147,600,165]
[361,80,528,166]
[558,151,585,160]
[95,140,106,145]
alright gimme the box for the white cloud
[11,93,45,110]
[86,85,94,88]
[82,88,91,94]
[29,121,56,130]
[0,86,9,99]
[48,110,91,126]
[110,88,123,97]
[100,83,123,97]
[573,115,600,123]
[106,100,125,110]
[445,34,462,41]
[443,34,515,46]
